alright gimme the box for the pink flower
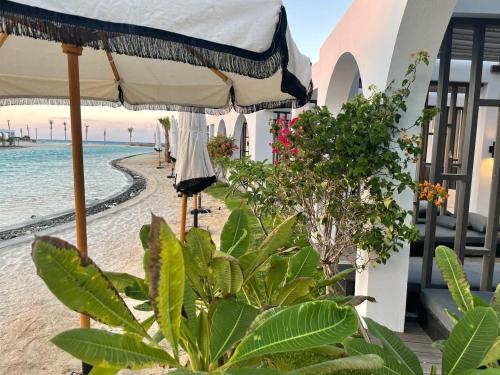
[290,147,298,155]
[289,117,299,128]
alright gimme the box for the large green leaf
[275,277,315,306]
[183,279,197,335]
[124,278,149,301]
[265,255,288,300]
[443,307,498,375]
[240,214,298,279]
[104,271,144,293]
[286,246,320,282]
[231,300,358,364]
[185,228,215,276]
[221,208,250,257]
[229,369,282,375]
[52,328,174,369]
[365,318,423,375]
[88,367,119,375]
[210,300,259,362]
[149,215,185,359]
[288,354,383,374]
[461,370,500,375]
[31,236,146,337]
[435,246,474,312]
[210,255,244,296]
[480,336,500,366]
[346,338,412,375]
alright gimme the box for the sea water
[0,143,152,230]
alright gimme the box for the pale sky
[0,1,353,143]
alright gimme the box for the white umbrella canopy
[0,0,312,113]
[175,111,216,194]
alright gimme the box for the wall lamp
[489,141,495,158]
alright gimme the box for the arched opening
[324,52,362,114]
[233,114,249,159]
[217,119,226,136]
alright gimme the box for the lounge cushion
[436,215,457,229]
[468,212,487,233]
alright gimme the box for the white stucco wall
[312,0,457,331]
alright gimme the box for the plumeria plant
[207,135,238,178]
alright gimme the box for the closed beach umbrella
[169,115,178,161]
[0,3,311,372]
[154,123,163,168]
[175,111,216,194]
[175,111,216,229]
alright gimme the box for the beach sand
[0,153,230,374]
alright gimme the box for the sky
[0,1,353,143]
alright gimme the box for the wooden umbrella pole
[180,193,188,241]
[62,44,90,332]
[193,193,199,228]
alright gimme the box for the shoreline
[0,154,148,242]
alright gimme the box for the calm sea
[0,142,152,230]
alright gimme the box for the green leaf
[490,284,500,316]
[472,294,489,308]
[289,354,384,374]
[346,338,412,375]
[314,268,355,291]
[141,314,155,330]
[140,224,150,251]
[265,255,288,300]
[32,236,146,337]
[461,370,500,375]
[140,224,151,282]
[104,272,144,293]
[149,215,185,359]
[275,277,315,306]
[52,328,174,369]
[124,278,149,301]
[196,310,210,369]
[231,300,358,364]
[88,367,119,375]
[185,228,215,276]
[210,300,259,363]
[480,336,500,366]
[286,246,320,282]
[229,369,282,375]
[240,214,298,279]
[365,317,423,375]
[443,307,498,375]
[221,208,250,257]
[435,246,474,312]
[210,255,244,296]
[183,279,197,335]
[134,301,152,312]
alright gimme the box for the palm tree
[158,117,171,163]
[103,129,106,144]
[49,120,53,141]
[127,127,134,145]
[63,122,67,142]
[85,124,90,142]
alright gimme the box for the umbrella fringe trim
[0,2,309,100]
[0,92,312,115]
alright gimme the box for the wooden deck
[369,321,441,374]
[398,321,442,374]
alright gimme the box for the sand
[0,153,230,375]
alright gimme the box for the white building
[207,0,500,332]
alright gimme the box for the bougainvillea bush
[207,135,238,160]
[270,51,439,276]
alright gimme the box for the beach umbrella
[175,111,216,229]
[154,123,163,169]
[167,115,178,178]
[0,2,311,372]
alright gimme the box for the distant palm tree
[158,117,171,162]
[63,122,67,142]
[49,120,53,141]
[103,129,106,144]
[85,124,90,142]
[127,127,134,145]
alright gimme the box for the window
[240,121,249,159]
